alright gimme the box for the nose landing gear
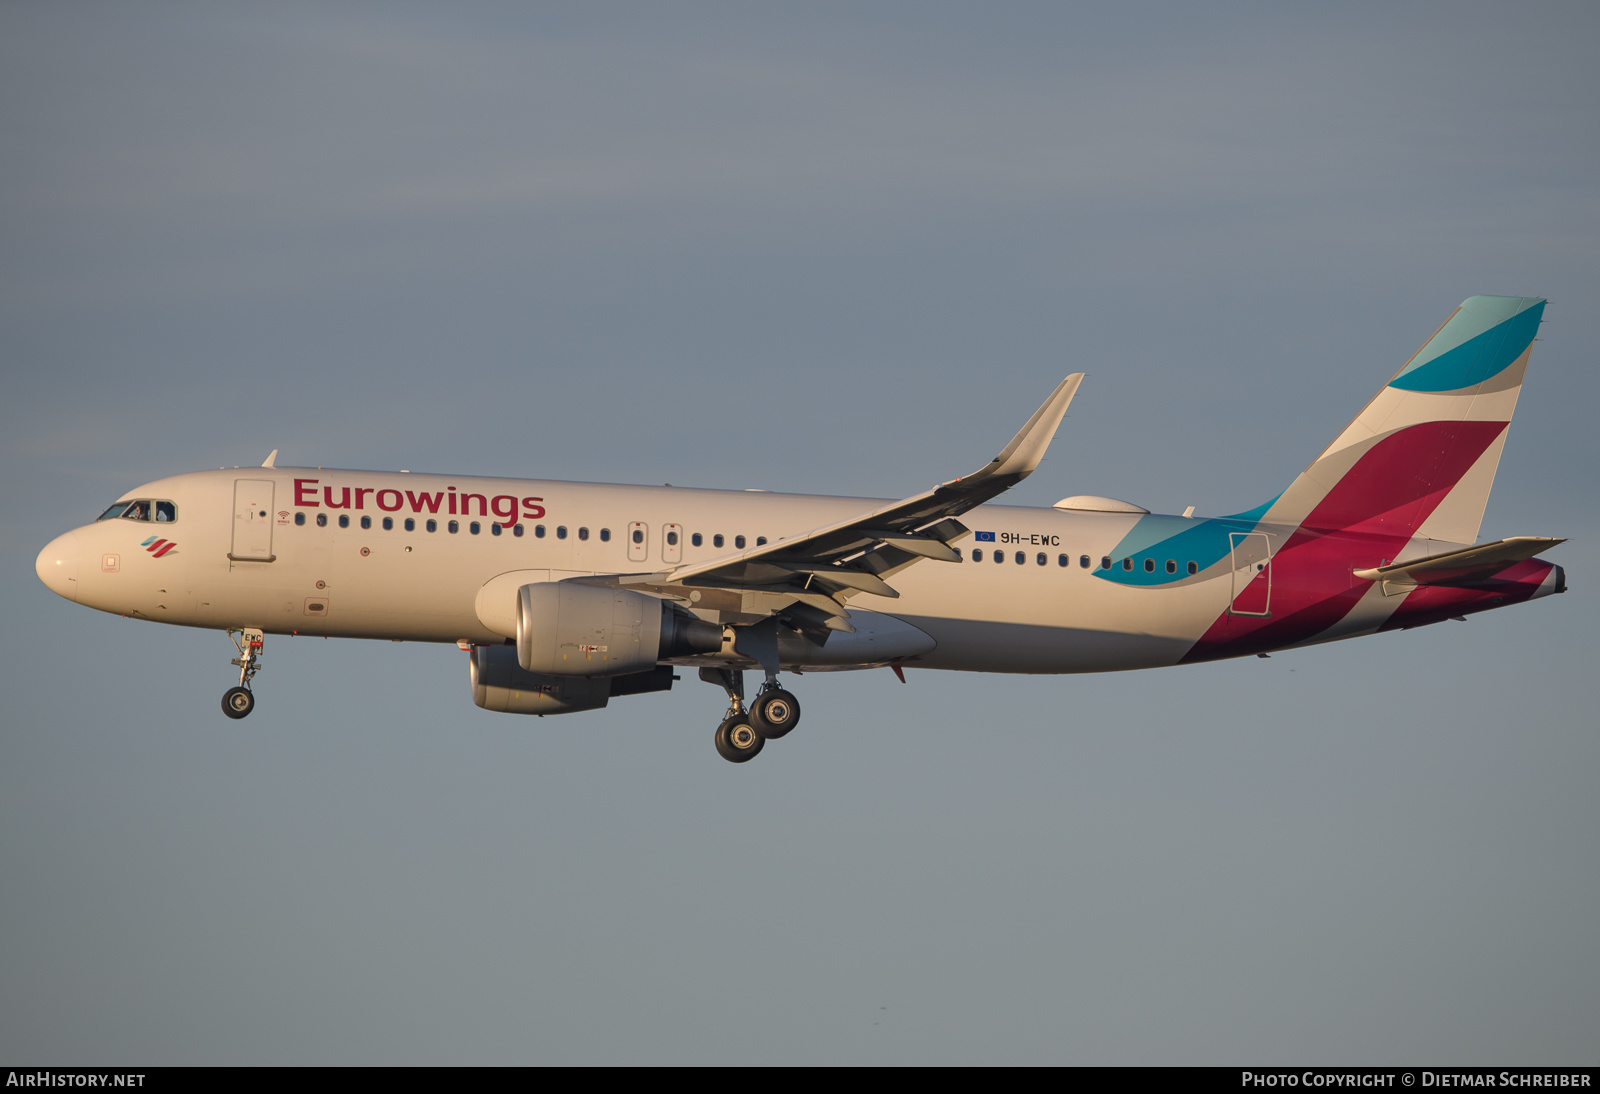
[699,666,803,762]
[222,628,264,720]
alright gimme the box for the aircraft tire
[715,716,764,763]
[750,689,800,739]
[222,687,255,720]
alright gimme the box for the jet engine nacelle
[515,582,721,677]
[471,644,678,715]
[472,644,611,714]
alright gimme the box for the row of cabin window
[971,548,1200,576]
[296,513,585,537]
[688,532,766,548]
[292,512,767,548]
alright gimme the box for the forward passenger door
[229,479,276,562]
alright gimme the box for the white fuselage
[46,462,1560,681]
[41,466,1262,674]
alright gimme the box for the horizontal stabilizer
[1354,536,1564,586]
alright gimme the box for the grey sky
[3,2,1596,1064]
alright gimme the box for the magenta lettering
[406,490,443,514]
[376,489,403,512]
[324,486,352,509]
[294,478,320,507]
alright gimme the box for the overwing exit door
[229,479,276,562]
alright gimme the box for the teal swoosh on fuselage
[1094,495,1279,587]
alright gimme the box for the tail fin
[1265,295,1545,545]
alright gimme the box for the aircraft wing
[602,374,1083,636]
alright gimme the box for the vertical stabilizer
[1263,295,1544,545]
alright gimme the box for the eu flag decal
[975,531,995,542]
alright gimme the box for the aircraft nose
[36,531,81,602]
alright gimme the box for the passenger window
[1080,555,1091,569]
[1166,559,1176,574]
[1144,558,1155,572]
[1100,557,1111,570]
[470,521,481,535]
[1058,554,1068,567]
[666,531,679,546]
[448,520,459,534]
[631,528,643,544]
[1187,561,1198,575]
[557,526,567,539]
[317,513,328,527]
[600,528,610,542]
[405,518,415,532]
[692,533,703,547]
[1121,558,1132,571]
[360,515,372,530]
[757,537,767,546]
[1015,552,1026,565]
[512,524,523,537]
[735,535,746,549]
[1036,553,1047,566]
[426,519,437,533]
[339,515,350,529]
[491,523,502,536]
[535,525,545,538]
[972,548,982,562]
[155,501,176,522]
[714,534,724,548]
[994,550,1004,563]
[578,527,589,541]
[382,517,393,531]
[295,513,306,527]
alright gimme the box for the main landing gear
[700,667,803,763]
[222,628,264,720]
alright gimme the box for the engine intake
[516,582,721,677]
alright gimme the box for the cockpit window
[97,499,177,523]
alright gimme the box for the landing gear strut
[699,666,803,762]
[222,628,264,720]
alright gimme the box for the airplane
[35,295,1566,763]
